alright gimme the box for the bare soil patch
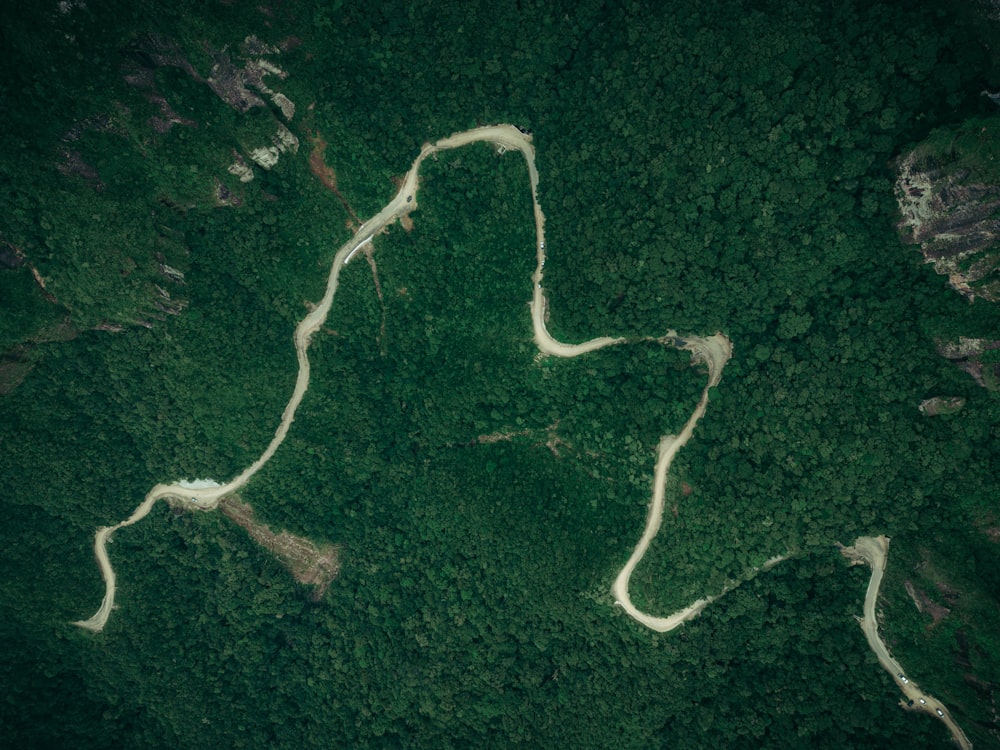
[307,131,360,224]
[904,579,951,629]
[221,496,341,598]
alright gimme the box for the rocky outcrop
[247,122,299,169]
[20,28,306,355]
[207,41,296,120]
[123,64,196,134]
[896,117,1000,391]
[918,396,967,416]
[56,113,123,191]
[895,151,1000,302]
[935,337,1000,391]
[122,32,299,186]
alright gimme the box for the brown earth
[904,579,951,629]
[307,131,360,224]
[469,420,567,456]
[220,496,341,598]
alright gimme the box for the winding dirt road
[843,536,972,749]
[76,124,739,633]
[71,123,972,749]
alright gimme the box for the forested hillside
[1,0,998,748]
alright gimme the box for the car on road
[919,698,926,705]
[936,709,945,717]
[897,673,909,684]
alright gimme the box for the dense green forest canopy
[1,0,999,747]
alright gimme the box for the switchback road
[74,124,737,634]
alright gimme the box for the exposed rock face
[896,117,1000,391]
[27,28,304,351]
[208,53,296,119]
[895,151,1000,302]
[5,24,311,367]
[56,113,123,190]
[248,122,299,169]
[122,32,298,183]
[123,64,196,134]
[227,152,255,183]
[125,33,203,81]
[935,337,1000,390]
[214,179,243,207]
[919,396,967,416]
